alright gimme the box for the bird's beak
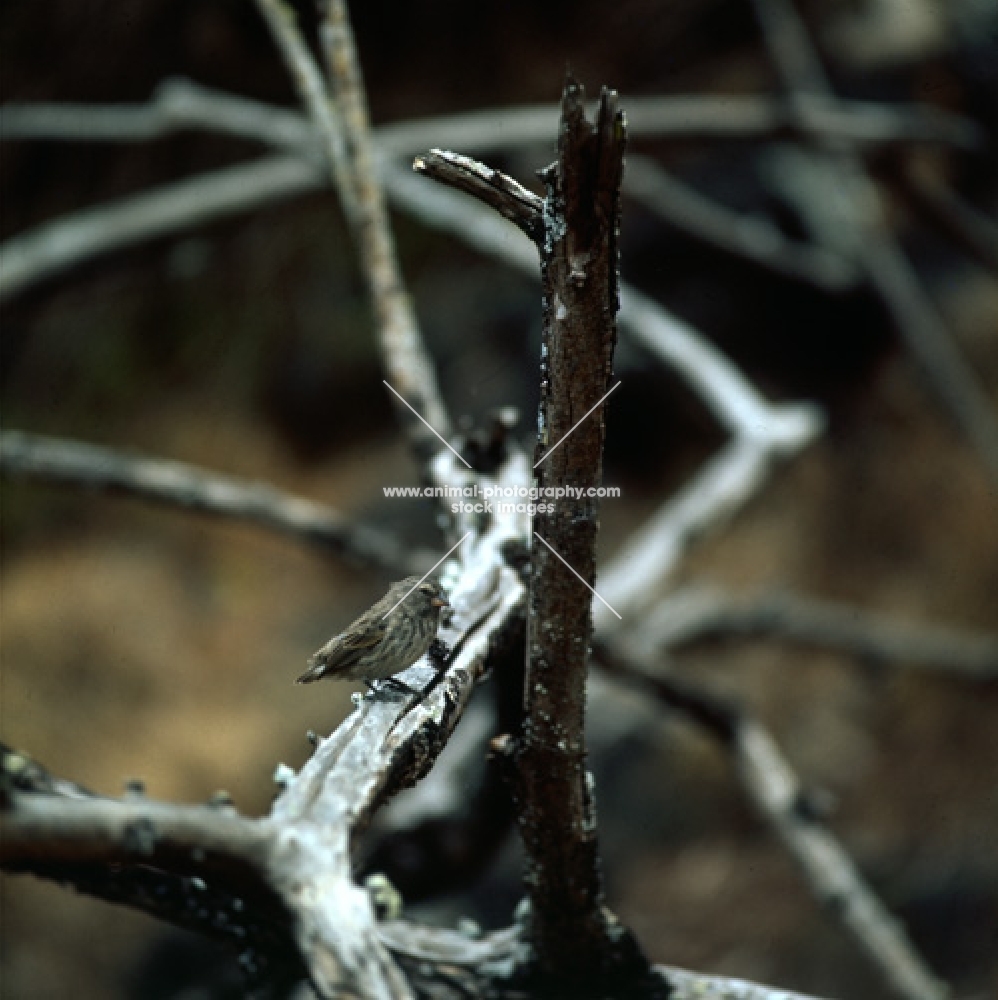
[431,596,448,608]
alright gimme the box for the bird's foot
[428,638,451,668]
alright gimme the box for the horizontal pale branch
[0,78,980,302]
[0,153,317,301]
[0,791,271,875]
[0,430,433,576]
[0,774,295,973]
[2,86,980,154]
[0,77,314,151]
[645,585,998,679]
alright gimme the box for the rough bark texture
[513,79,649,991]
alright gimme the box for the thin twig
[413,148,544,243]
[595,638,951,1000]
[644,584,998,679]
[254,0,451,463]
[252,0,354,210]
[417,145,858,292]
[314,0,453,459]
[0,429,434,576]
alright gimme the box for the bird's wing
[331,612,388,662]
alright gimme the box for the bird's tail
[296,657,326,684]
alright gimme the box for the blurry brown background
[2,1,997,998]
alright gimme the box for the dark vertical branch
[513,79,646,988]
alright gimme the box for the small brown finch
[297,576,450,695]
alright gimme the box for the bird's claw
[365,677,419,700]
[428,638,450,667]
